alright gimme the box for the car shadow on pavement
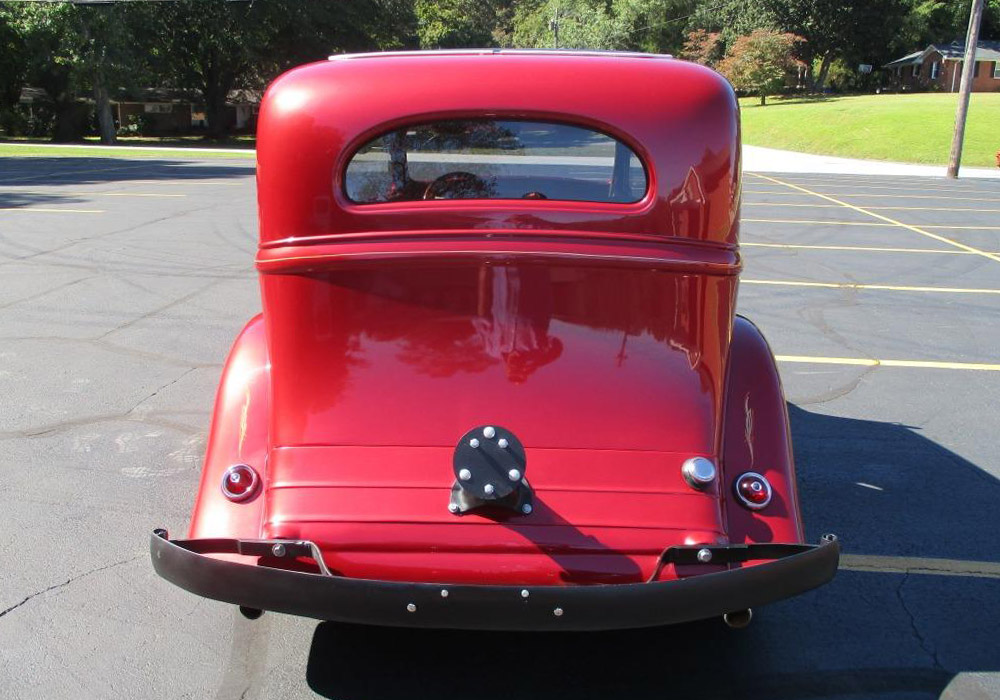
[304,404,1000,700]
[0,156,254,189]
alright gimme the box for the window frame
[341,118,651,207]
[930,61,940,79]
[993,61,1000,79]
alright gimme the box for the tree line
[1,0,997,141]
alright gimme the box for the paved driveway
[0,157,998,699]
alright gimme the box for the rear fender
[188,314,270,540]
[721,316,804,544]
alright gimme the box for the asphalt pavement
[0,156,998,700]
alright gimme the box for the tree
[151,0,417,139]
[511,0,669,51]
[0,2,153,142]
[0,5,27,121]
[717,30,803,105]
[415,0,502,48]
[681,29,724,66]
[151,0,276,140]
[689,0,909,91]
[76,3,156,144]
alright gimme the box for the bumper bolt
[521,589,530,598]
[448,503,460,514]
[406,603,417,613]
[521,503,533,514]
[440,589,449,598]
[458,468,472,481]
[271,543,286,557]
[697,548,713,563]
[553,607,564,617]
[498,438,509,448]
[469,438,480,448]
[508,468,521,481]
[483,426,496,439]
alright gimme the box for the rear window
[344,119,647,204]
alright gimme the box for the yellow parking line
[747,175,1000,193]
[752,174,1000,264]
[776,355,1000,371]
[744,218,896,226]
[128,180,245,186]
[745,202,844,208]
[86,192,186,198]
[745,217,1000,231]
[840,554,1000,579]
[0,191,188,198]
[745,202,1000,213]
[743,279,1000,295]
[921,224,1000,230]
[791,182,999,194]
[746,189,1000,202]
[0,207,104,213]
[742,242,990,255]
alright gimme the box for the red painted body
[189,51,805,586]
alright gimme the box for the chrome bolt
[458,468,472,481]
[697,548,713,563]
[553,607,564,617]
[521,589,530,598]
[271,543,286,557]
[406,603,417,613]
[440,589,449,598]
[448,503,460,514]
[521,503,533,514]
[483,426,496,439]
[498,438,509,449]
[469,438,480,448]
[483,483,495,495]
[508,468,521,481]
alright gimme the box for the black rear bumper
[150,530,839,631]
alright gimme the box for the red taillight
[221,464,259,502]
[734,472,772,510]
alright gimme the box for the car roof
[328,49,674,61]
[255,51,739,248]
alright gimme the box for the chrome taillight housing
[734,471,772,510]
[221,463,259,502]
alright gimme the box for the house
[17,86,261,135]
[883,40,1000,92]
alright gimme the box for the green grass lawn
[739,93,1000,167]
[0,135,255,159]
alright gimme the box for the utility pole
[947,0,984,178]
[549,9,560,49]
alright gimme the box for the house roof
[930,39,1000,61]
[883,50,924,68]
[884,40,1000,68]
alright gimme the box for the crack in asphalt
[0,555,143,620]
[95,280,225,341]
[895,574,945,671]
[0,408,207,441]
[126,367,198,414]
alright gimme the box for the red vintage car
[151,50,838,631]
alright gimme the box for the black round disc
[452,425,526,501]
